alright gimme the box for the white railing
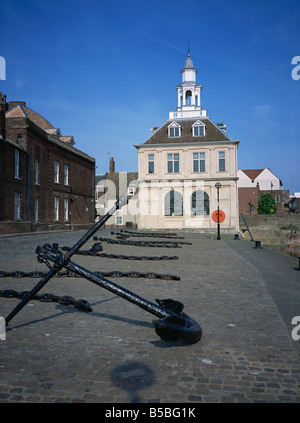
[169,109,208,119]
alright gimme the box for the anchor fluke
[153,298,202,344]
[155,298,184,314]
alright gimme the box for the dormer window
[192,120,206,137]
[168,121,181,138]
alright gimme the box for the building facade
[0,92,95,234]
[134,54,240,233]
[95,157,138,228]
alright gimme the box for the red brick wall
[1,112,95,234]
[0,139,29,223]
[238,186,259,215]
[238,187,290,215]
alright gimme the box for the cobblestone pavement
[0,228,299,404]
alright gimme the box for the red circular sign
[212,210,225,223]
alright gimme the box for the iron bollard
[295,256,300,271]
[234,234,239,240]
[253,240,262,249]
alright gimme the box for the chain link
[122,230,180,237]
[0,270,180,280]
[0,289,92,312]
[94,237,192,248]
[61,246,178,260]
[115,230,185,239]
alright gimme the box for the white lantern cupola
[169,51,208,120]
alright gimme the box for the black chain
[0,289,92,312]
[123,231,180,237]
[0,270,70,278]
[61,245,178,260]
[115,231,185,239]
[94,271,180,280]
[0,270,180,280]
[94,237,192,248]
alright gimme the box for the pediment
[167,121,181,128]
[192,120,205,127]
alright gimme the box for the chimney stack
[0,92,8,139]
[8,101,26,110]
[109,156,115,174]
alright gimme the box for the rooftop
[5,100,95,163]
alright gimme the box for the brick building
[237,168,290,214]
[0,92,96,234]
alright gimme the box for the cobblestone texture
[0,229,299,403]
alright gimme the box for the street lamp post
[215,182,221,240]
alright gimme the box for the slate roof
[143,118,231,145]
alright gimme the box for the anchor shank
[64,196,127,261]
[63,259,172,320]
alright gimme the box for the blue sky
[1,0,299,194]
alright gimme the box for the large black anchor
[5,197,202,344]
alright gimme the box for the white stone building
[134,53,240,233]
[237,168,283,191]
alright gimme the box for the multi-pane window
[218,151,225,171]
[116,215,123,225]
[15,149,20,178]
[193,125,205,137]
[193,152,205,172]
[35,159,39,184]
[54,161,59,183]
[35,197,39,222]
[169,127,180,138]
[192,121,205,137]
[64,164,69,185]
[191,191,210,216]
[167,153,179,173]
[14,193,20,220]
[54,197,59,221]
[148,154,154,174]
[64,198,69,221]
[164,191,183,216]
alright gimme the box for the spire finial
[188,40,190,57]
